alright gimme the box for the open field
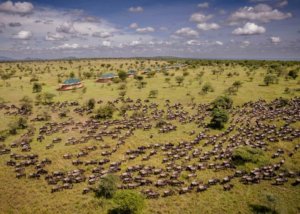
[0,58,299,214]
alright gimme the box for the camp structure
[127,70,136,77]
[140,68,151,75]
[57,78,83,91]
[96,73,118,83]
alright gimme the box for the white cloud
[102,40,111,47]
[228,4,292,24]
[56,22,76,34]
[128,6,144,13]
[45,32,65,41]
[129,23,138,29]
[232,22,266,35]
[130,40,141,46]
[0,1,33,15]
[52,43,80,50]
[270,36,281,44]
[197,23,220,31]
[277,0,288,7]
[13,30,32,39]
[175,27,199,37]
[186,40,200,45]
[240,40,251,48]
[215,41,223,45]
[198,2,209,8]
[92,31,112,38]
[190,12,213,23]
[136,27,155,33]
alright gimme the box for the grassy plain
[0,58,299,214]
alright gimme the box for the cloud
[232,22,266,35]
[136,27,155,33]
[277,0,288,7]
[8,22,21,27]
[186,40,201,45]
[228,4,292,24]
[45,32,65,41]
[270,36,281,44]
[52,43,80,50]
[190,12,213,23]
[56,22,76,34]
[0,1,33,15]
[240,40,251,48]
[128,6,143,13]
[197,23,220,31]
[13,30,32,39]
[215,41,223,45]
[175,27,199,37]
[198,2,209,9]
[130,40,141,46]
[102,40,111,47]
[92,31,112,38]
[129,23,138,29]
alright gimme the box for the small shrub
[175,76,184,86]
[264,75,277,86]
[109,190,145,214]
[32,82,42,93]
[288,69,298,80]
[95,105,115,120]
[201,82,214,94]
[211,96,233,109]
[232,146,269,167]
[118,71,127,81]
[87,98,96,110]
[95,174,118,199]
[208,108,229,129]
[148,90,158,98]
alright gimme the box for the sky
[0,0,299,60]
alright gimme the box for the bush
[288,69,298,80]
[232,146,269,167]
[87,98,96,110]
[211,95,233,109]
[175,76,184,86]
[19,96,33,114]
[118,71,127,81]
[110,190,145,214]
[201,82,214,94]
[155,120,168,128]
[32,82,42,93]
[208,108,229,129]
[36,92,56,105]
[95,174,118,199]
[264,74,277,86]
[95,105,115,120]
[148,90,158,98]
[8,117,27,135]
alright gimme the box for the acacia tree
[118,71,127,81]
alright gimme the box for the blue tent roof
[100,73,116,79]
[63,78,81,85]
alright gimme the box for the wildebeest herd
[0,96,299,199]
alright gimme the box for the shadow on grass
[249,204,278,214]
[108,208,131,214]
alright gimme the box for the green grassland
[0,58,299,214]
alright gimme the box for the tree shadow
[249,204,278,214]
